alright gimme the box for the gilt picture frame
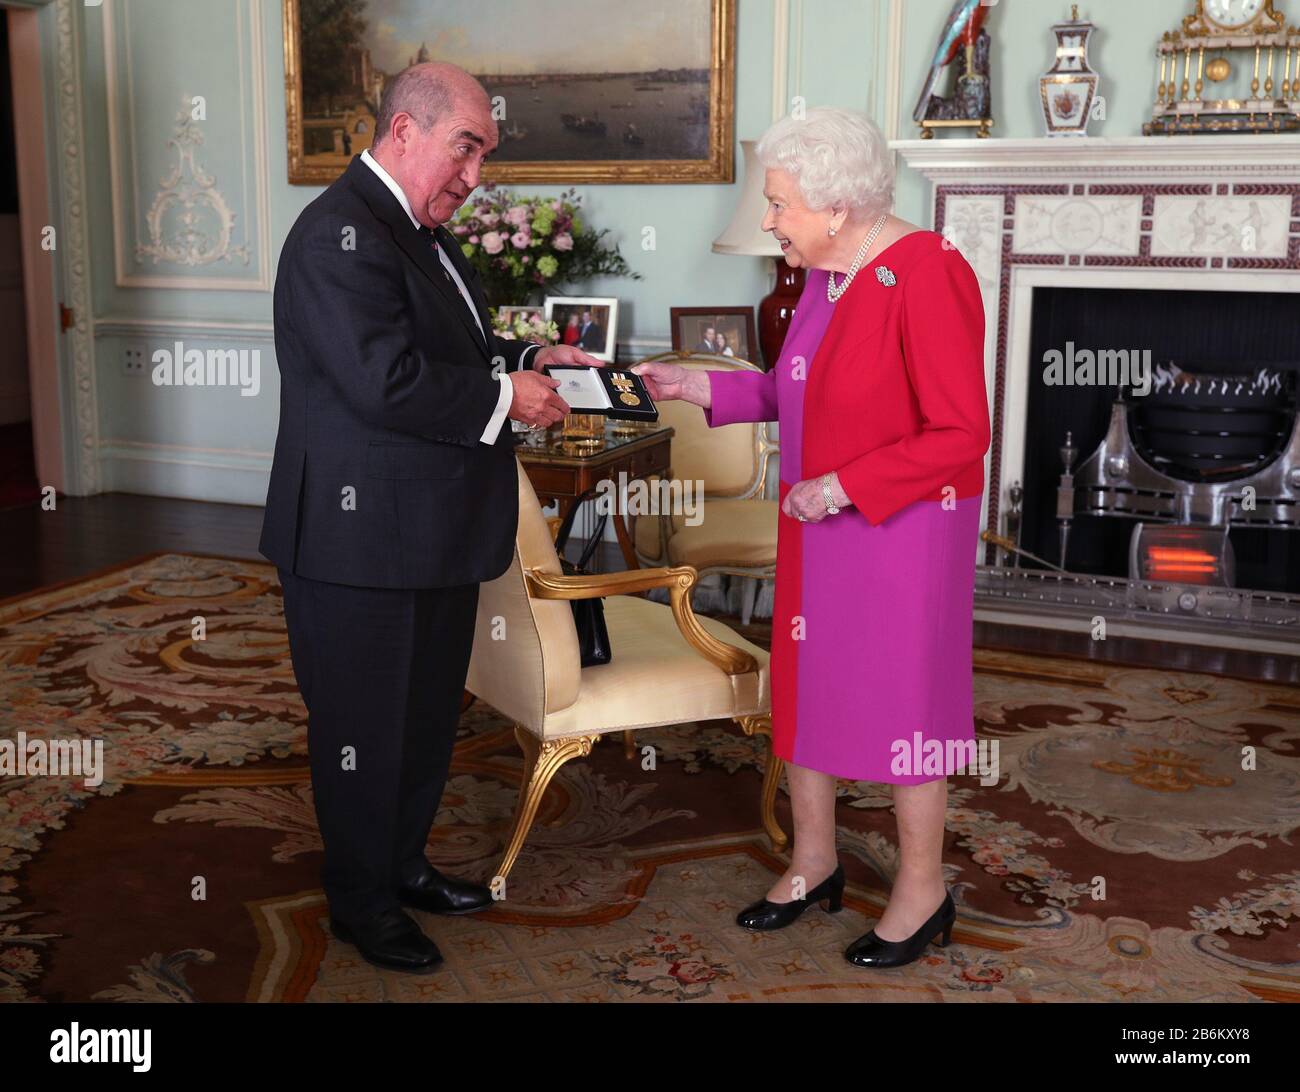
[282,0,735,186]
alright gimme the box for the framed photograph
[282,0,736,185]
[545,296,619,363]
[669,306,757,362]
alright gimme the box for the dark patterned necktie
[424,228,487,349]
[426,231,464,297]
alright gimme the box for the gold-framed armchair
[629,352,779,625]
[465,460,788,881]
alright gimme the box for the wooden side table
[515,423,674,570]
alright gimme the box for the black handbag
[551,488,613,667]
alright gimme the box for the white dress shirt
[359,149,540,444]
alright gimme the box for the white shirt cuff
[518,343,542,371]
[479,372,514,444]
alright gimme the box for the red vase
[757,259,804,372]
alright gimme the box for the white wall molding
[102,0,272,292]
[788,0,802,115]
[99,438,273,463]
[95,315,275,343]
[99,440,272,506]
[883,0,905,142]
[770,0,789,124]
[54,0,99,493]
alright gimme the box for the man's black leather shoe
[329,907,443,974]
[398,866,493,916]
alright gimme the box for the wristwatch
[821,473,840,515]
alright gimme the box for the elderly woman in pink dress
[634,107,990,968]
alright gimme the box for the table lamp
[711,140,804,371]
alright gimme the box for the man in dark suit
[576,309,606,352]
[260,62,601,974]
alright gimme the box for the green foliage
[450,184,641,307]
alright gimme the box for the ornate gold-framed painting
[282,0,735,185]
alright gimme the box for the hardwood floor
[0,493,266,600]
[1,493,1296,684]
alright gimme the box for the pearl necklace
[827,212,889,303]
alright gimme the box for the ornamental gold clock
[1144,0,1300,132]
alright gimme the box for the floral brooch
[875,265,897,287]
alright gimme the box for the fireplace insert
[1018,286,1300,595]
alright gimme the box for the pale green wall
[66,0,1188,503]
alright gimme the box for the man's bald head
[373,62,489,149]
[368,61,498,229]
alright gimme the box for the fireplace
[892,135,1300,646]
[1021,285,1300,595]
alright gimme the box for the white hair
[755,107,894,217]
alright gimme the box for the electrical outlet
[123,345,147,377]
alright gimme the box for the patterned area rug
[2,553,1298,1003]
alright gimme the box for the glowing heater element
[1129,524,1235,587]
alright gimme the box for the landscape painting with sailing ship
[285,0,734,184]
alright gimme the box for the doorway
[0,9,38,510]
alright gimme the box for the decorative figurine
[913,0,995,138]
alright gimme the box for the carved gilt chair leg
[736,714,788,853]
[495,729,598,882]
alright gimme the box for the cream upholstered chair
[465,460,787,880]
[630,352,778,624]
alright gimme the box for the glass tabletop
[514,420,673,463]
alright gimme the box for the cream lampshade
[711,140,804,370]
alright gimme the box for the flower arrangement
[492,308,558,345]
[450,183,640,307]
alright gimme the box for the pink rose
[481,231,505,255]
[505,205,530,227]
[480,211,501,227]
[451,224,469,235]
[522,255,530,263]
[510,230,530,249]
[468,235,479,244]
[553,232,574,251]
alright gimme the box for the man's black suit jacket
[259,155,540,589]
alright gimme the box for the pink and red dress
[704,231,990,784]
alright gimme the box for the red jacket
[803,231,990,524]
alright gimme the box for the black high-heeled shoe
[735,864,845,931]
[843,889,956,968]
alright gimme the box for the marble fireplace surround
[892,135,1300,565]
